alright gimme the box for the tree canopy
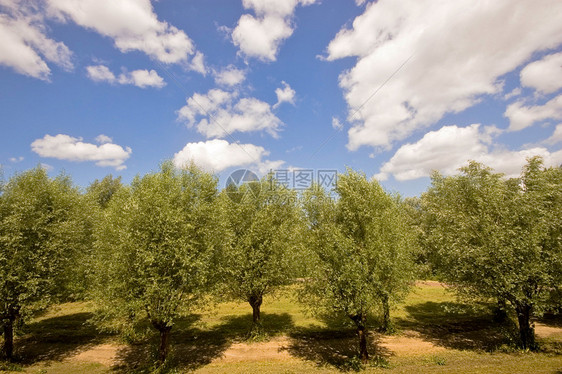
[0,167,85,359]
[421,158,562,349]
[217,176,302,333]
[301,170,414,362]
[92,162,220,362]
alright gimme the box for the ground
[1,281,561,373]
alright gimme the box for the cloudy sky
[1,0,561,196]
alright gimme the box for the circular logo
[225,169,260,202]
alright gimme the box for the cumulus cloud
[214,65,246,87]
[0,1,73,80]
[47,0,204,70]
[375,124,562,181]
[505,94,562,131]
[177,89,283,138]
[173,138,280,173]
[520,52,562,94]
[546,123,562,145]
[31,134,132,170]
[273,81,296,108]
[326,0,562,150]
[231,0,316,61]
[86,65,165,88]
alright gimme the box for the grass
[1,282,561,373]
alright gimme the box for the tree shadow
[112,312,296,373]
[398,301,514,351]
[287,327,390,371]
[13,312,113,364]
[539,312,562,328]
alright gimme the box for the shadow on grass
[286,320,390,372]
[397,301,516,351]
[112,312,295,373]
[14,312,113,364]
[539,312,562,328]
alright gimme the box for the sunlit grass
[1,282,561,373]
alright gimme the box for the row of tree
[0,157,560,364]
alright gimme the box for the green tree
[301,170,414,362]
[0,167,84,360]
[86,174,123,209]
[421,158,562,349]
[92,162,219,363]
[218,176,302,333]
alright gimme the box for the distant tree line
[0,157,560,365]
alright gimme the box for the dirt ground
[67,322,562,368]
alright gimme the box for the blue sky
[1,0,562,197]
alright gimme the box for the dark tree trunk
[2,317,14,360]
[381,294,393,333]
[351,313,369,363]
[158,326,172,363]
[249,294,263,327]
[515,303,536,350]
[151,320,172,364]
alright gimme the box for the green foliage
[86,175,123,210]
[421,157,562,349]
[91,161,220,362]
[300,169,415,359]
[0,167,85,358]
[217,176,303,330]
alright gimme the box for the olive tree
[421,158,562,349]
[92,162,219,363]
[0,167,84,360]
[218,176,302,333]
[301,170,414,362]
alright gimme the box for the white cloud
[505,94,562,131]
[177,89,283,138]
[47,0,203,70]
[375,124,562,181]
[273,81,295,108]
[504,87,522,101]
[0,2,73,80]
[31,134,132,170]
[520,52,562,94]
[173,139,266,172]
[40,163,53,171]
[326,0,562,150]
[117,69,165,88]
[332,117,343,131]
[546,123,562,145]
[95,134,112,144]
[9,156,24,163]
[86,65,115,82]
[214,65,246,87]
[86,65,166,88]
[232,0,316,61]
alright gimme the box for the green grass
[1,283,562,373]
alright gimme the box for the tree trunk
[249,294,263,328]
[158,326,172,363]
[381,294,393,333]
[515,303,536,350]
[351,313,369,363]
[151,320,172,364]
[2,317,14,360]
